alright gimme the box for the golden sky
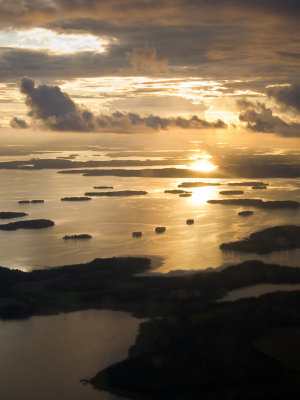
[0,0,299,139]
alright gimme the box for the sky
[0,0,299,140]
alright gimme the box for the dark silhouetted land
[1,258,300,399]
[238,210,254,216]
[63,234,92,240]
[61,197,92,201]
[19,200,44,204]
[186,219,194,225]
[0,219,54,230]
[219,190,244,195]
[178,181,220,188]
[155,227,166,234]
[164,189,190,194]
[0,212,27,219]
[220,225,300,254]
[132,231,142,238]
[93,186,114,189]
[179,193,192,197]
[228,181,269,186]
[207,199,299,209]
[85,191,147,197]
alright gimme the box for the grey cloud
[267,83,300,113]
[126,45,168,73]
[10,117,28,129]
[238,101,300,137]
[1,1,299,28]
[20,78,227,132]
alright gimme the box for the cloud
[126,45,168,73]
[19,78,227,132]
[10,117,28,129]
[267,83,300,113]
[238,101,300,137]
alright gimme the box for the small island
[61,197,92,201]
[186,219,194,225]
[164,189,190,194]
[93,186,114,189]
[0,212,28,219]
[178,182,220,188]
[18,200,45,204]
[85,191,148,197]
[252,186,268,190]
[238,210,254,216]
[219,190,244,195]
[179,193,192,197]
[132,231,142,238]
[207,199,299,209]
[155,226,166,234]
[220,225,300,254]
[228,181,269,187]
[63,234,92,240]
[0,219,54,231]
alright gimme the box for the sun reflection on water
[187,186,218,206]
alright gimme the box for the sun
[189,159,218,172]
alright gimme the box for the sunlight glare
[189,159,218,172]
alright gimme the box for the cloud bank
[267,83,300,113]
[238,100,300,137]
[19,78,226,132]
[10,117,28,129]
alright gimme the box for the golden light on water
[187,186,217,206]
[189,159,218,172]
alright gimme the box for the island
[0,212,28,219]
[63,234,92,240]
[186,219,194,225]
[228,181,269,186]
[179,193,192,197]
[252,186,268,190]
[164,189,190,194]
[93,186,114,189]
[220,225,300,254]
[178,182,220,188]
[155,226,166,233]
[0,219,54,231]
[84,191,148,197]
[1,258,300,399]
[132,231,142,238]
[18,200,45,204]
[207,199,300,209]
[238,210,254,216]
[219,190,244,195]
[61,197,92,201]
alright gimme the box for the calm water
[0,168,299,273]
[0,141,300,400]
[0,309,142,400]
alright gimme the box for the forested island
[220,225,300,254]
[0,212,27,219]
[0,219,54,230]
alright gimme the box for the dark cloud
[238,101,300,137]
[19,78,227,132]
[1,1,299,28]
[10,117,28,129]
[267,84,300,113]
